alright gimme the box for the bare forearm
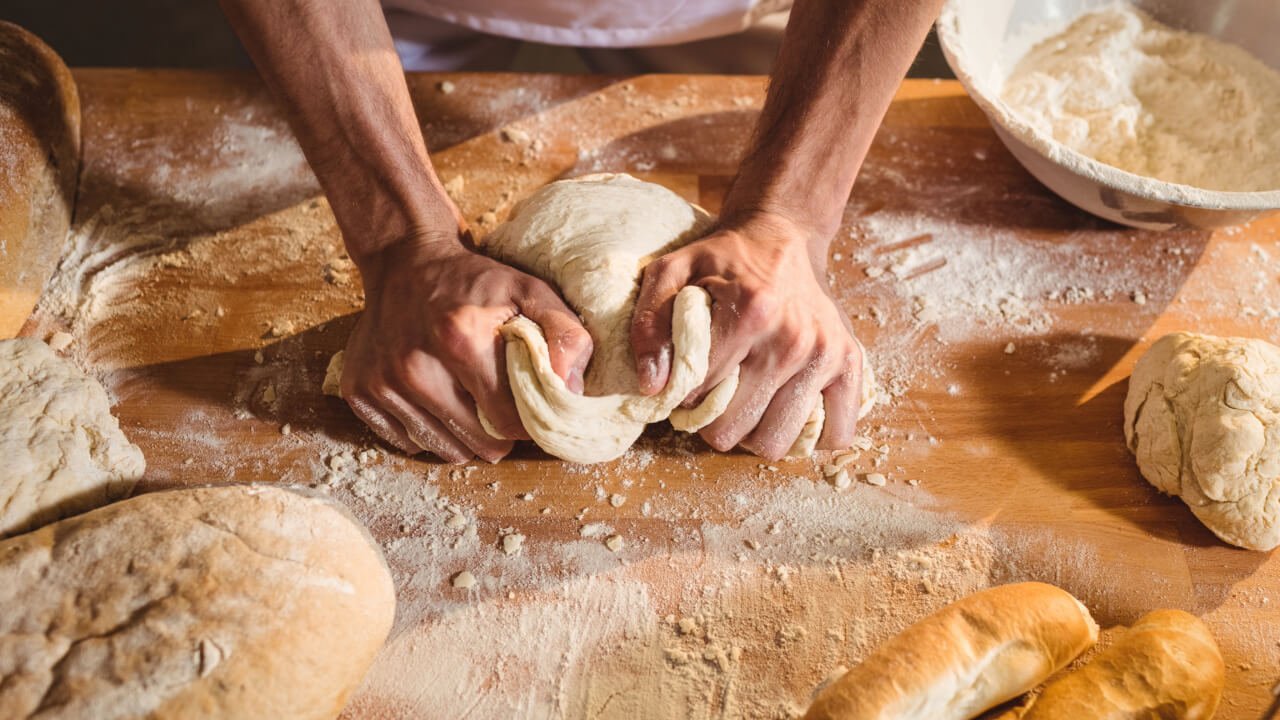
[725,0,944,247]
[220,0,460,268]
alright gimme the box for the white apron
[382,0,791,48]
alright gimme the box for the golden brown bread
[804,582,1098,720]
[0,21,79,337]
[0,485,395,719]
[1015,609,1224,720]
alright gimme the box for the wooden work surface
[22,71,1280,717]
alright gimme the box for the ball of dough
[478,174,875,464]
[0,338,144,538]
[1124,331,1280,550]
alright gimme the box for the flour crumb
[451,570,476,589]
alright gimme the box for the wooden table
[23,71,1279,718]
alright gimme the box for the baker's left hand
[630,211,866,460]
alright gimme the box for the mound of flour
[1001,4,1280,192]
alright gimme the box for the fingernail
[567,367,584,394]
[637,347,670,395]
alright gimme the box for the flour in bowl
[1000,4,1280,192]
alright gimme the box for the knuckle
[700,427,737,453]
[737,287,778,330]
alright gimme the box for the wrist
[353,223,470,291]
[717,201,835,267]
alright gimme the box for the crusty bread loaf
[804,582,1098,720]
[1015,609,1223,720]
[0,21,79,337]
[0,484,395,719]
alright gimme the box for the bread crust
[804,582,1098,720]
[1017,609,1223,720]
[0,485,395,719]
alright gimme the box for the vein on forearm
[726,0,945,243]
[220,0,455,260]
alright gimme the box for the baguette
[804,582,1098,720]
[0,485,395,719]
[1015,609,1223,720]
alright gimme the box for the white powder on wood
[1001,4,1280,192]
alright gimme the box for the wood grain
[19,71,1280,717]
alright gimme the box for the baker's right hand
[341,229,593,463]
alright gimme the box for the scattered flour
[1001,4,1280,192]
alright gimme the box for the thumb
[630,256,687,396]
[519,282,593,394]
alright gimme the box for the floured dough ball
[1124,331,1280,550]
[0,338,144,538]
[477,173,875,464]
[0,484,395,719]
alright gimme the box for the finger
[816,356,864,451]
[397,358,514,463]
[376,386,473,464]
[631,256,689,395]
[518,280,593,394]
[681,278,769,408]
[345,394,421,455]
[453,330,530,442]
[698,350,795,453]
[741,361,830,461]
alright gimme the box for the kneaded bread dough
[479,174,875,464]
[1124,331,1280,550]
[0,484,395,719]
[0,338,144,538]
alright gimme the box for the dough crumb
[322,351,344,397]
[604,534,625,552]
[47,332,73,352]
[254,349,264,365]
[1004,342,1016,354]
[864,266,886,278]
[501,532,525,555]
[863,472,888,487]
[830,469,852,490]
[438,80,456,94]
[609,493,626,508]
[280,423,292,436]
[500,127,532,146]
[1132,290,1148,305]
[451,570,476,589]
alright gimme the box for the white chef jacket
[382,0,792,48]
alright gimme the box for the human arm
[631,0,944,459]
[219,0,592,462]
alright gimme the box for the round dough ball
[1124,331,1280,550]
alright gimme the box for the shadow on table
[958,328,1269,617]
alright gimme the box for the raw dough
[1124,331,1280,550]
[1001,5,1280,192]
[0,484,395,719]
[479,174,875,464]
[0,338,144,538]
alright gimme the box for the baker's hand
[342,231,592,463]
[631,212,864,460]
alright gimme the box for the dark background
[0,0,953,75]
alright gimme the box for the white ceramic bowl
[936,0,1280,230]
